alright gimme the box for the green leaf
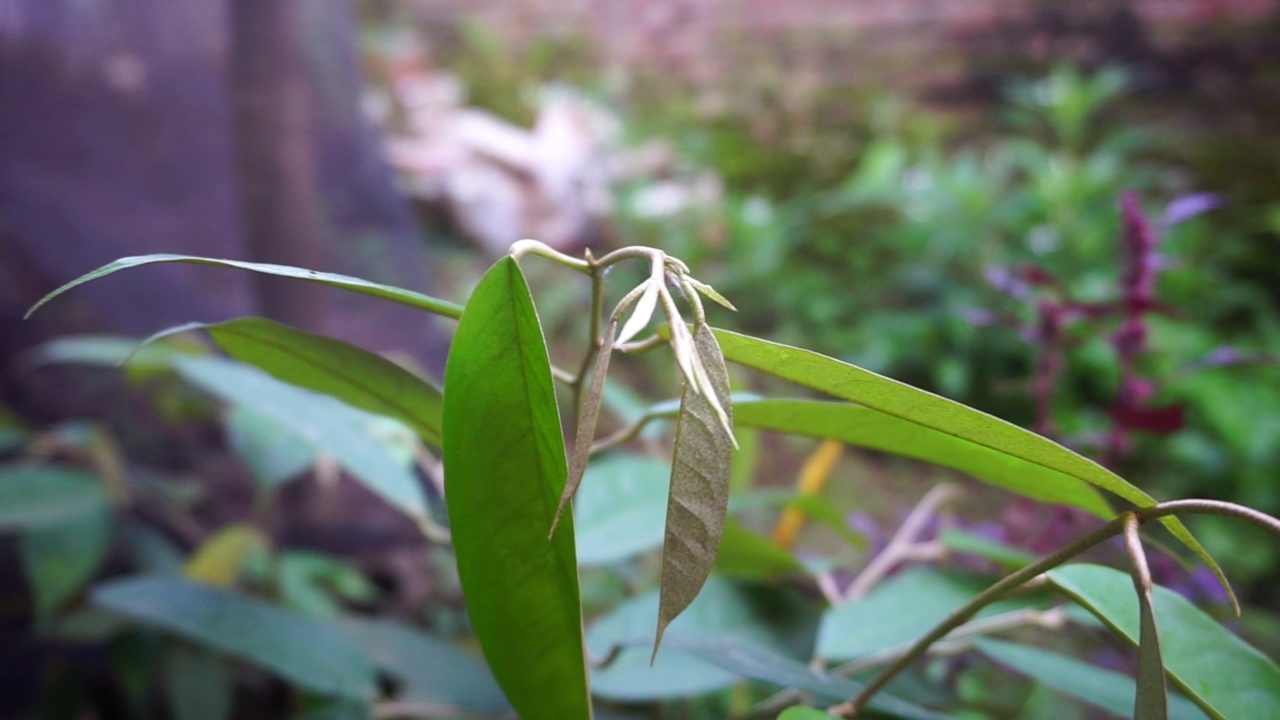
[226,406,316,488]
[710,329,1230,606]
[1049,564,1280,720]
[27,254,462,321]
[442,257,590,720]
[277,553,377,619]
[164,642,232,720]
[194,318,444,447]
[29,335,192,369]
[93,575,377,700]
[573,454,670,566]
[778,708,835,720]
[734,399,1112,515]
[21,505,113,617]
[340,616,510,713]
[0,466,110,529]
[938,529,1036,569]
[817,567,1036,661]
[975,639,1207,720]
[184,525,269,587]
[293,701,371,720]
[587,576,801,701]
[729,490,868,551]
[655,323,735,658]
[174,357,428,521]
[714,519,807,581]
[665,637,953,720]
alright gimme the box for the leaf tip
[650,621,669,666]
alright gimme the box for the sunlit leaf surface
[712,328,1231,606]
[442,257,590,720]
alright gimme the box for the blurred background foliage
[3,1,1280,718]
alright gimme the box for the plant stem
[831,498,1280,716]
[830,512,1130,716]
[841,484,957,602]
[508,239,590,273]
[571,266,607,421]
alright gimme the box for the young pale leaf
[710,328,1232,608]
[734,399,1112,516]
[553,320,617,536]
[198,318,444,447]
[1050,564,1280,719]
[93,575,377,700]
[684,277,738,312]
[442,257,590,720]
[27,254,463,320]
[975,639,1207,720]
[653,323,734,660]
[1125,515,1169,720]
[616,276,661,346]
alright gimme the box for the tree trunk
[228,0,327,330]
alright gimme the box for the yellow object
[772,439,843,550]
[185,526,268,587]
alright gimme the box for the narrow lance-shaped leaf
[552,320,617,537]
[733,399,1112,516]
[442,257,591,720]
[616,264,662,346]
[654,322,734,660]
[93,575,377,700]
[664,637,952,720]
[1049,564,1280,720]
[26,254,463,320]
[142,318,444,447]
[975,639,1207,720]
[1124,515,1169,720]
[709,328,1234,609]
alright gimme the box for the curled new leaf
[552,320,617,536]
[1124,515,1169,720]
[653,323,734,660]
[26,254,463,320]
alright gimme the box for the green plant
[18,240,1280,720]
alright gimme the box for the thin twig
[831,606,1068,677]
[830,512,1131,716]
[831,498,1280,716]
[842,484,958,602]
[371,701,473,719]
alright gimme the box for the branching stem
[831,498,1280,717]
